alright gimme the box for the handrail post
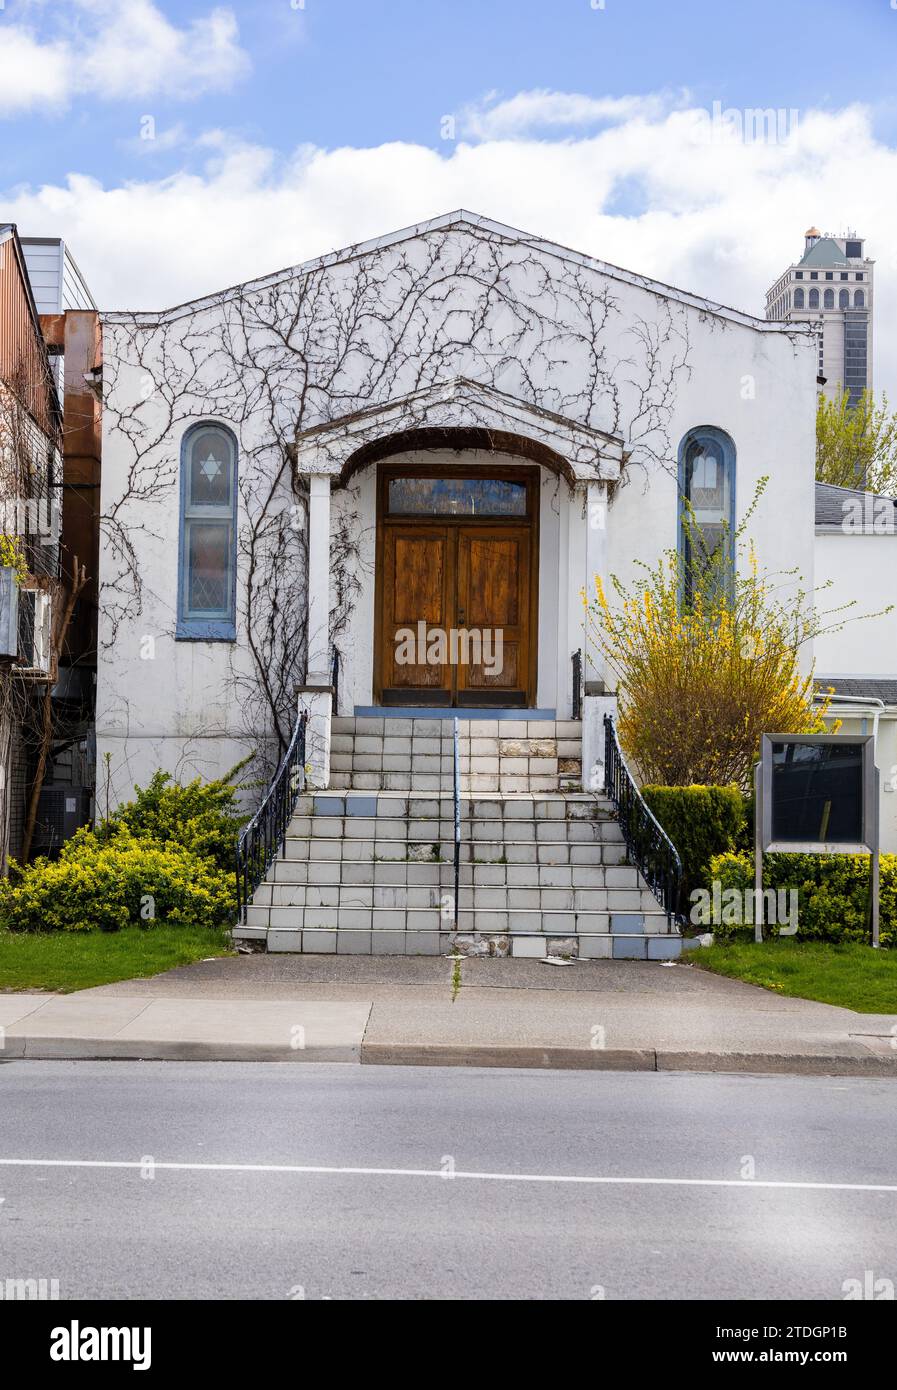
[452,716,461,932]
[571,649,582,721]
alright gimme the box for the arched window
[823,288,834,309]
[808,288,820,309]
[839,289,849,308]
[678,427,736,606]
[854,289,865,308]
[177,423,238,639]
[794,287,805,309]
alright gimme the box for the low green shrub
[642,784,747,898]
[0,827,236,933]
[106,767,248,873]
[707,849,893,946]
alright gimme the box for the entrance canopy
[292,377,624,486]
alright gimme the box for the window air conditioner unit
[0,567,19,660]
[18,589,52,674]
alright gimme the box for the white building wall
[97,215,817,808]
[814,532,897,678]
[608,325,817,668]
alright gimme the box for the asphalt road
[0,1062,895,1300]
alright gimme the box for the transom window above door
[387,475,528,517]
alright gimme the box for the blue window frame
[176,423,238,640]
[678,427,736,606]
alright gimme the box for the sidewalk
[2,955,896,1075]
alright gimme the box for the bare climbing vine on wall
[100,219,699,777]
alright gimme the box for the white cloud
[0,0,249,113]
[0,25,71,110]
[4,95,895,397]
[458,88,680,140]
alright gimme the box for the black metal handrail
[235,712,309,923]
[331,647,340,716]
[572,649,583,720]
[452,716,461,931]
[603,714,684,926]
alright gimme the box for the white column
[555,487,571,715]
[584,480,608,692]
[298,473,333,789]
[577,480,611,791]
[306,474,332,686]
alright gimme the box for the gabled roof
[104,210,812,335]
[800,237,849,267]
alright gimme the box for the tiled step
[249,882,655,911]
[263,860,633,887]
[246,903,669,928]
[300,791,603,819]
[331,717,581,737]
[255,921,681,960]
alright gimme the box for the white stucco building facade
[95,211,894,849]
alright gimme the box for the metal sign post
[871,765,880,949]
[753,759,763,944]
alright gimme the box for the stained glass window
[387,476,527,516]
[679,429,735,606]
[179,425,237,636]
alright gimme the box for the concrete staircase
[328,715,583,793]
[236,715,683,959]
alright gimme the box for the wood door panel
[464,536,520,627]
[458,527,530,697]
[391,536,446,625]
[381,527,452,695]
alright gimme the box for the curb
[3,1039,896,1076]
[1,1039,360,1063]
[361,1044,656,1070]
[362,1044,897,1077]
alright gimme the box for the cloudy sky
[2,0,896,394]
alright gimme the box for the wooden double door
[375,467,538,707]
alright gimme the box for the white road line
[0,1158,895,1192]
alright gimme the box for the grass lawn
[0,925,233,993]
[690,936,897,1013]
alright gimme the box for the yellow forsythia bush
[0,827,236,933]
[584,480,848,790]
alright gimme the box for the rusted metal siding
[0,230,62,446]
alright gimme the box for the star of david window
[177,424,237,639]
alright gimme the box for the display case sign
[755,734,879,946]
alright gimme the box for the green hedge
[708,850,892,946]
[642,784,747,899]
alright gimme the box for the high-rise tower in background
[765,229,874,405]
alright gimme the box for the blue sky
[1,0,896,396]
[4,0,897,190]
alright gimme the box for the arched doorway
[373,459,539,707]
